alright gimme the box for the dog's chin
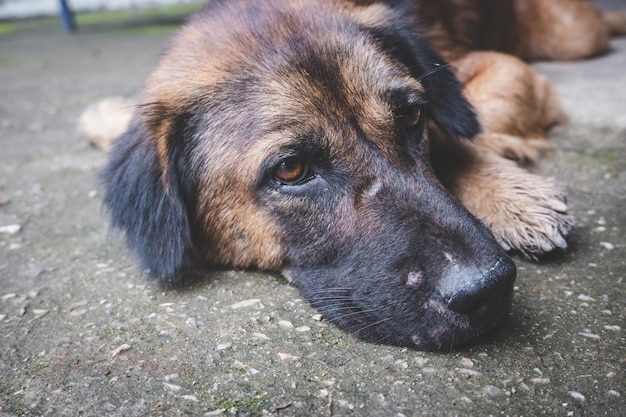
[409,291,514,351]
[288,271,514,351]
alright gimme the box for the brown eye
[274,157,309,185]
[403,105,421,128]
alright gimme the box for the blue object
[59,0,77,32]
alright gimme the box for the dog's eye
[403,105,421,128]
[273,157,310,185]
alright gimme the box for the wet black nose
[438,255,517,325]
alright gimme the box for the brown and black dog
[83,0,626,350]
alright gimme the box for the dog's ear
[100,117,195,282]
[367,26,480,139]
[414,43,481,139]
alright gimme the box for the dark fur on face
[101,0,518,350]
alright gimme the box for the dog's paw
[478,173,574,258]
[444,145,575,258]
[78,96,134,151]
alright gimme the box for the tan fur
[433,138,573,255]
[83,0,625,261]
[78,97,134,151]
[604,11,626,36]
[454,51,567,162]
[515,0,610,60]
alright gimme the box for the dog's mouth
[288,255,516,351]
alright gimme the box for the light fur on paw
[78,97,134,151]
[457,149,573,257]
[434,141,574,257]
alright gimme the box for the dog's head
[101,0,516,350]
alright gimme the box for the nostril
[448,293,485,315]
[447,280,514,315]
[442,256,517,318]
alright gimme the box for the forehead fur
[146,0,426,169]
[144,0,421,115]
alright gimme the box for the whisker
[308,295,353,302]
[371,333,393,346]
[416,63,451,82]
[307,287,355,292]
[353,317,392,337]
[326,307,382,320]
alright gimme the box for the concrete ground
[0,2,624,416]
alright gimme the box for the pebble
[458,368,482,378]
[111,344,132,357]
[312,313,323,321]
[568,391,585,403]
[278,320,294,330]
[603,325,621,331]
[578,332,600,340]
[69,300,88,311]
[482,385,504,397]
[599,242,615,250]
[181,394,198,402]
[460,357,474,368]
[278,352,301,362]
[186,317,201,327]
[577,294,595,302]
[530,378,550,384]
[69,309,88,317]
[0,224,21,235]
[230,299,261,309]
[296,326,311,332]
[337,400,354,410]
[232,360,246,370]
[607,390,621,398]
[163,382,182,392]
[216,343,232,351]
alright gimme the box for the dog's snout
[439,255,517,324]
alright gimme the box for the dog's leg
[604,11,626,36]
[432,139,573,257]
[442,51,572,255]
[78,97,135,151]
[514,0,625,60]
[453,51,566,164]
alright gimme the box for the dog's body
[84,0,626,350]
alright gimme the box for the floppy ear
[413,42,481,139]
[366,26,480,139]
[100,118,194,282]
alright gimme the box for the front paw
[482,175,574,258]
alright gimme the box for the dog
[81,0,626,350]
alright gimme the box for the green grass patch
[214,395,268,413]
[0,2,203,35]
[75,2,202,26]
